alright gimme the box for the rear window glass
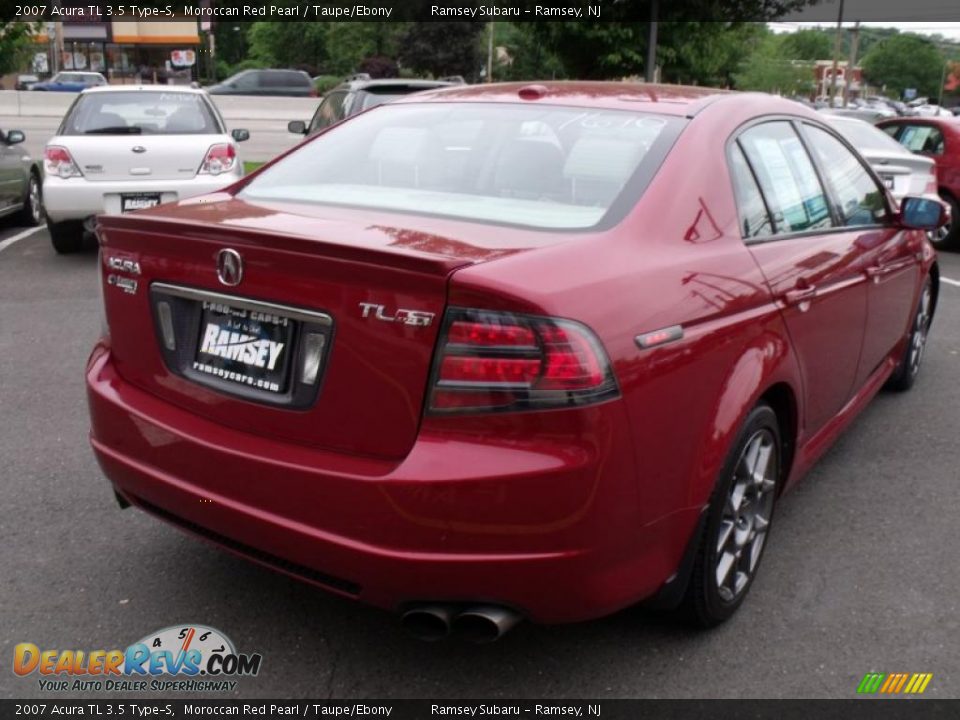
[240,103,682,230]
[830,118,909,154]
[61,92,221,135]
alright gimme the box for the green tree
[0,21,42,76]
[398,22,485,80]
[492,22,564,81]
[861,34,945,100]
[247,22,329,72]
[779,28,831,60]
[323,23,409,76]
[213,21,250,68]
[733,32,814,95]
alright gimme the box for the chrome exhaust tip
[451,606,522,643]
[400,605,454,641]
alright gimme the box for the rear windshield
[61,92,221,136]
[830,119,908,154]
[240,102,682,230]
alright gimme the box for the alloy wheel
[28,177,42,224]
[908,282,933,378]
[715,428,778,603]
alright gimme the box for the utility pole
[645,0,658,83]
[939,61,949,106]
[486,22,494,83]
[829,0,845,105]
[843,21,859,107]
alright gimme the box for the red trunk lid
[96,196,535,459]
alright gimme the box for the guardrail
[0,90,318,122]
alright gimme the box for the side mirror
[5,130,25,145]
[287,120,307,135]
[231,128,250,143]
[898,196,948,230]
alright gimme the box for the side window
[898,125,945,155]
[881,124,901,140]
[233,72,259,91]
[804,125,888,227]
[729,143,774,239]
[310,92,346,133]
[738,121,833,234]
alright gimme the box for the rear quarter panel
[449,98,805,572]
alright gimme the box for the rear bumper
[43,173,240,223]
[86,343,689,623]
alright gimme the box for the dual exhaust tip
[401,604,522,643]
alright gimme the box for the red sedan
[878,116,960,250]
[88,83,943,641]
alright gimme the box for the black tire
[17,171,43,227]
[48,219,84,255]
[885,277,933,392]
[929,193,960,251]
[682,402,781,628]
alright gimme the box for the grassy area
[244,161,265,174]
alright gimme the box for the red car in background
[879,116,960,250]
[88,83,944,641]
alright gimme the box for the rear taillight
[428,308,619,414]
[198,143,237,176]
[44,145,81,178]
[924,174,938,195]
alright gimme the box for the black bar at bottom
[0,700,955,720]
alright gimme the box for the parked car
[43,85,249,254]
[287,75,459,136]
[15,74,40,91]
[0,127,43,226]
[823,115,938,205]
[913,104,952,118]
[819,106,890,124]
[88,83,943,639]
[207,69,317,98]
[31,71,107,92]
[878,116,960,249]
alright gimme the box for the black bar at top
[7,0,960,23]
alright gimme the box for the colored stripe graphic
[858,672,933,694]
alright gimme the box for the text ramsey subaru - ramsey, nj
[87,82,943,641]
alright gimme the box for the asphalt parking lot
[1,220,958,700]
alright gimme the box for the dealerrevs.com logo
[13,624,262,693]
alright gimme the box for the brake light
[924,174,938,195]
[428,308,619,413]
[198,143,237,176]
[44,145,81,178]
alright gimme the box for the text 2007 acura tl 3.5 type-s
[87,83,944,642]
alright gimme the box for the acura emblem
[132,146,146,154]
[216,249,243,286]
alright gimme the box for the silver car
[43,86,249,253]
[0,127,43,227]
[823,115,938,204]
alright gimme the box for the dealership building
[30,18,204,83]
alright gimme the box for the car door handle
[782,286,817,308]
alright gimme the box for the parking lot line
[942,277,960,287]
[0,225,46,254]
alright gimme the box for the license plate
[121,193,161,212]
[192,301,294,394]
